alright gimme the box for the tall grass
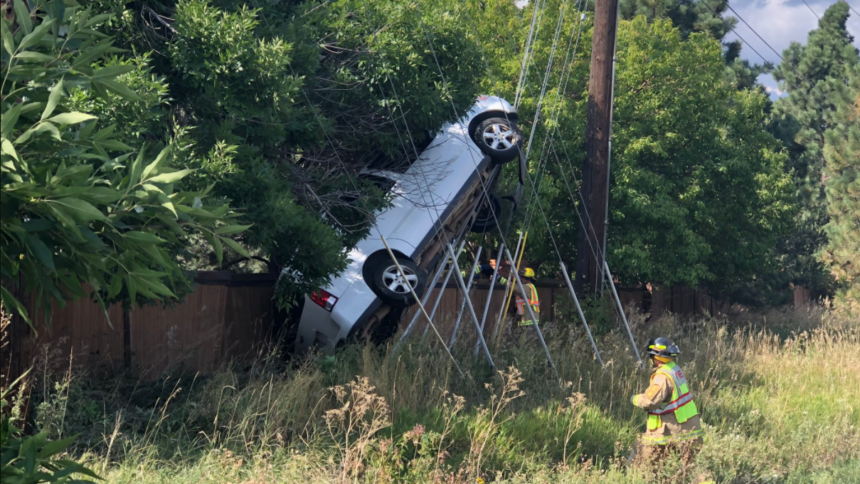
[23,307,860,483]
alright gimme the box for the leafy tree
[1,0,245,323]
[769,1,859,298]
[479,7,794,290]
[66,0,486,308]
[620,0,732,40]
[606,17,793,289]
[820,62,860,311]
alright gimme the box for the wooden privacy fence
[3,272,728,383]
[2,272,278,384]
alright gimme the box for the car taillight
[311,289,338,311]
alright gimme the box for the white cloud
[765,84,787,97]
[724,0,860,95]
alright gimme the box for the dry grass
[19,306,860,483]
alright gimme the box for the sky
[724,0,860,98]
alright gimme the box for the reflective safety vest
[515,283,540,326]
[647,361,699,431]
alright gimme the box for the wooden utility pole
[575,0,619,295]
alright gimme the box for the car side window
[359,174,396,193]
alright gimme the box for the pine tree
[820,63,860,311]
[770,1,859,298]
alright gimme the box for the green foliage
[609,18,793,289]
[620,0,734,41]
[1,372,98,483]
[28,310,860,482]
[0,0,246,323]
[79,0,486,308]
[820,63,860,311]
[499,9,793,289]
[768,1,859,298]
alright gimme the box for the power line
[801,0,821,21]
[705,1,830,113]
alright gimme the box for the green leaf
[16,122,61,144]
[107,274,122,299]
[13,0,33,35]
[36,435,77,459]
[2,103,22,138]
[13,51,56,63]
[18,18,54,51]
[1,18,15,56]
[156,192,178,218]
[85,13,115,28]
[123,231,166,244]
[71,37,113,69]
[136,277,177,298]
[46,204,80,236]
[41,78,64,121]
[92,64,136,79]
[97,79,142,102]
[51,459,101,479]
[141,146,172,181]
[147,169,193,185]
[26,235,55,272]
[1,138,19,161]
[78,187,122,204]
[215,224,252,235]
[93,124,116,141]
[50,198,107,222]
[220,237,250,258]
[213,234,224,266]
[48,112,98,125]
[140,244,168,268]
[0,286,31,327]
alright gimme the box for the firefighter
[629,337,714,484]
[463,258,508,286]
[514,267,539,326]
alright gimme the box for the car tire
[473,117,523,163]
[368,256,427,306]
[471,193,503,233]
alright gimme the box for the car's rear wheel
[474,117,523,163]
[471,193,503,233]
[367,256,427,306]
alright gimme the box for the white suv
[294,96,522,353]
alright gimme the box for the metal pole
[603,260,643,367]
[503,247,559,381]
[380,236,466,379]
[448,246,483,348]
[395,239,466,350]
[474,243,505,358]
[447,244,495,370]
[421,243,473,343]
[560,261,604,366]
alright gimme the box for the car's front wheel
[367,256,427,306]
[474,117,523,163]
